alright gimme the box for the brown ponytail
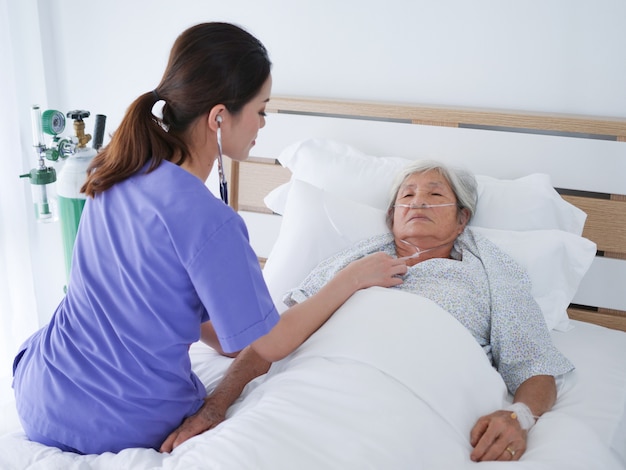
[81,22,271,197]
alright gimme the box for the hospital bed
[1,97,625,469]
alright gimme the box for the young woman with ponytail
[12,22,406,455]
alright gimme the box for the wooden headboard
[226,97,626,332]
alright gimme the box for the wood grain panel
[267,97,626,138]
[236,159,291,213]
[568,307,626,332]
[561,195,626,257]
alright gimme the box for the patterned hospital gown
[284,228,574,394]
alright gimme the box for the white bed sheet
[550,319,626,466]
[1,293,625,470]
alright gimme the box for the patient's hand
[159,395,227,453]
[469,410,527,462]
[160,347,270,452]
[344,252,407,290]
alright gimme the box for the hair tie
[150,90,167,130]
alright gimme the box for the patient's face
[392,170,468,251]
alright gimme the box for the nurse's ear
[208,105,226,132]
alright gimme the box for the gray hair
[385,160,478,230]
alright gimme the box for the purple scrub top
[13,160,279,454]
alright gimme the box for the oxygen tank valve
[67,110,91,148]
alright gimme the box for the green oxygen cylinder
[55,110,105,282]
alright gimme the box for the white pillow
[263,181,291,215]
[263,179,596,331]
[472,174,586,235]
[266,139,413,212]
[265,138,587,235]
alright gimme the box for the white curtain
[0,0,40,418]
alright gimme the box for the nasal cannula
[393,203,457,210]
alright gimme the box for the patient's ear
[458,207,471,232]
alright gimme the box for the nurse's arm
[251,252,406,362]
[200,321,240,358]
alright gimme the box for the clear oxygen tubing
[393,202,458,260]
[397,239,453,261]
[393,202,457,210]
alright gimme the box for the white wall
[33,0,626,123]
[9,0,626,322]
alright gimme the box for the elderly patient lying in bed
[179,160,574,462]
[281,160,574,462]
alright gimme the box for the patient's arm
[160,346,270,452]
[511,374,556,419]
[469,374,556,462]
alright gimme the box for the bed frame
[225,97,626,333]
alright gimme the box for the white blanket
[0,288,621,469]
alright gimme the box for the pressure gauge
[42,109,66,136]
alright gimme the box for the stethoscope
[216,115,228,205]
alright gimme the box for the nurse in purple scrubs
[12,22,407,455]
